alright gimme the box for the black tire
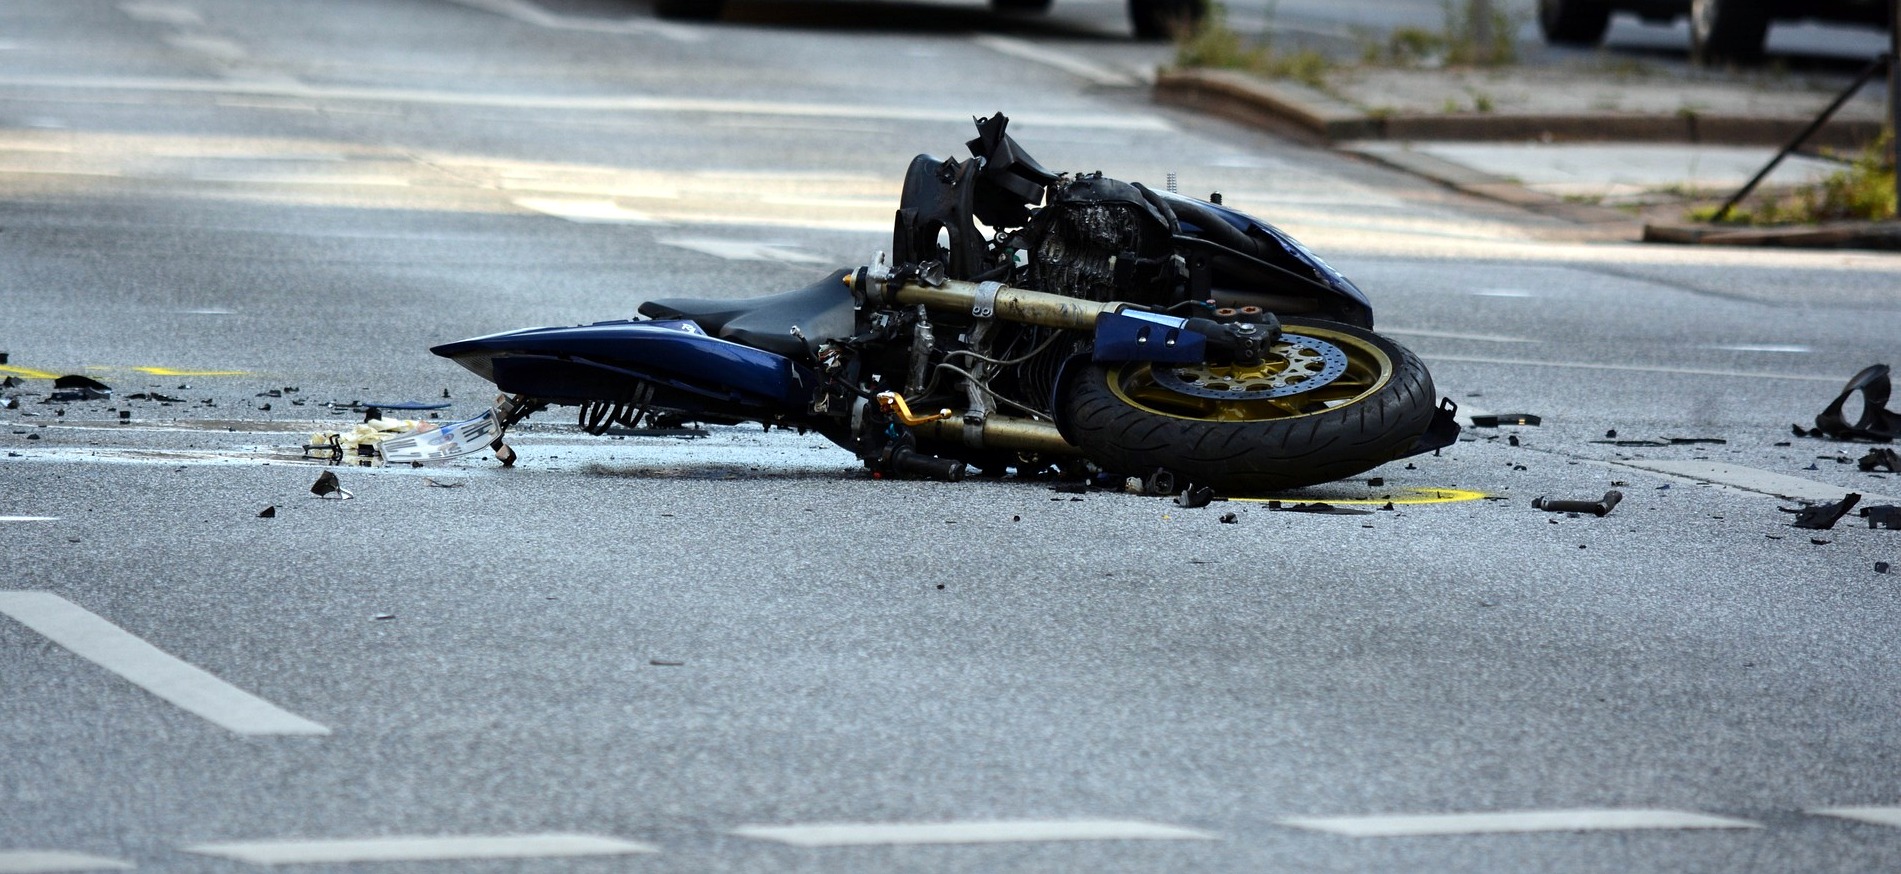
[655,0,724,20]
[1538,0,1612,45]
[1690,0,1769,65]
[992,0,1055,13]
[1060,318,1439,493]
[1128,0,1205,41]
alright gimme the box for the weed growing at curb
[1691,130,1896,225]
[1173,4,1332,89]
[1176,0,1522,93]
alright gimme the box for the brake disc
[1151,331,1350,400]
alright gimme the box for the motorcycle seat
[638,268,854,362]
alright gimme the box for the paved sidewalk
[1155,60,1900,248]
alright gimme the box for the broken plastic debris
[1780,493,1861,530]
[1862,506,1901,530]
[310,470,352,499]
[1218,512,1237,523]
[305,409,500,467]
[257,506,276,518]
[128,392,184,402]
[53,374,111,393]
[1532,491,1624,516]
[1859,448,1901,473]
[1470,413,1541,427]
[1266,501,1372,516]
[1176,486,1215,508]
[1811,364,1901,442]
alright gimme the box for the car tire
[654,0,725,20]
[1690,0,1769,65]
[1128,0,1205,41]
[1537,0,1612,45]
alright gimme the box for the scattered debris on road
[1802,364,1901,442]
[48,374,111,402]
[310,470,352,499]
[1532,491,1624,516]
[1859,448,1901,472]
[1470,413,1542,427]
[1862,506,1901,530]
[257,506,276,518]
[1781,493,1861,530]
[1266,501,1373,516]
[1176,486,1215,508]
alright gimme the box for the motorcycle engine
[1025,173,1179,305]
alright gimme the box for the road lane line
[731,819,1216,847]
[512,197,658,224]
[1381,327,1529,344]
[1425,354,1846,383]
[0,852,133,873]
[970,36,1141,87]
[0,592,330,736]
[0,517,61,522]
[0,75,1176,131]
[1812,807,1901,827]
[1280,809,1759,837]
[117,1,203,25]
[1611,460,1895,503]
[439,0,704,42]
[181,834,658,864]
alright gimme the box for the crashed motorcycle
[431,113,1459,492]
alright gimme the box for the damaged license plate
[377,407,502,465]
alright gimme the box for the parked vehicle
[433,114,1459,493]
[1537,0,1892,64]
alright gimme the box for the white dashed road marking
[1279,809,1760,837]
[731,819,1217,847]
[512,197,657,224]
[0,591,330,736]
[116,1,203,25]
[1425,353,1846,383]
[658,237,827,263]
[0,516,60,522]
[1810,807,1901,827]
[1613,459,1896,504]
[0,852,133,873]
[182,834,658,865]
[969,36,1142,88]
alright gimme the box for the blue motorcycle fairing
[1091,309,1207,364]
[431,319,815,411]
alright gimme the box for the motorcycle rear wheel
[1061,317,1438,493]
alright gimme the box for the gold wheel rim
[1108,326,1394,423]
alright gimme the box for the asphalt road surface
[5,1,1901,872]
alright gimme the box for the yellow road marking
[1233,487,1489,506]
[0,364,61,379]
[131,366,250,376]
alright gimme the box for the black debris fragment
[1862,506,1901,530]
[1176,486,1215,508]
[1219,512,1237,523]
[258,506,276,518]
[53,374,111,392]
[1367,477,1384,487]
[128,392,184,402]
[1470,413,1541,428]
[2,375,22,388]
[310,470,352,499]
[1670,437,1727,445]
[1266,501,1373,516]
[1532,491,1624,517]
[1858,448,1901,473]
[650,659,684,666]
[1780,493,1861,530]
[1878,562,1893,574]
[1811,364,1901,442]
[1592,439,1670,447]
[1508,435,1520,447]
[1605,429,1618,439]
[372,613,395,621]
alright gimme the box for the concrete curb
[1153,68,1885,149]
[1642,220,1901,250]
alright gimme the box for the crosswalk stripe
[731,819,1217,847]
[1280,809,1760,837]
